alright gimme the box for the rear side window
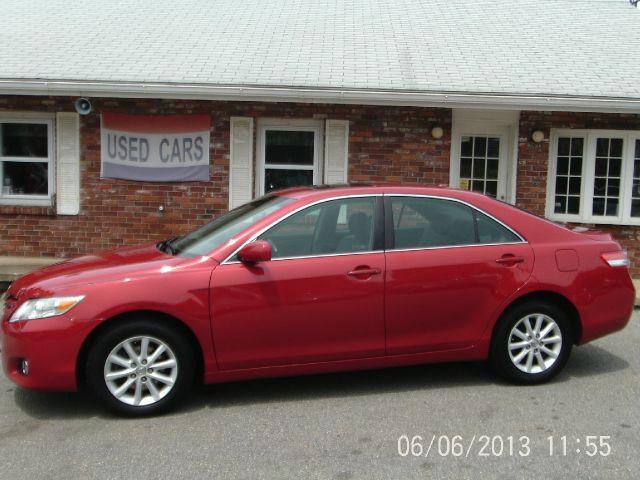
[390,197,475,248]
[389,196,520,249]
[476,210,521,244]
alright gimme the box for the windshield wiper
[158,236,179,255]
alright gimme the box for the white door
[450,110,518,203]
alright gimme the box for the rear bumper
[577,271,636,345]
[2,314,90,391]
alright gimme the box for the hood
[9,242,216,298]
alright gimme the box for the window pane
[486,159,498,179]
[596,138,609,157]
[568,177,581,195]
[557,157,569,175]
[555,176,568,195]
[594,158,607,177]
[571,137,584,156]
[260,197,375,257]
[460,157,472,177]
[606,199,618,216]
[472,158,485,178]
[390,197,475,249]
[460,136,473,156]
[485,181,497,197]
[264,169,313,193]
[471,180,485,193]
[558,137,570,156]
[592,198,605,216]
[567,196,580,214]
[1,123,48,157]
[610,138,623,158]
[554,196,567,214]
[476,211,520,243]
[487,137,500,158]
[569,157,582,175]
[265,130,314,166]
[1,161,48,195]
[632,199,640,218]
[593,177,606,195]
[608,158,621,177]
[473,137,487,157]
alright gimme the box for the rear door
[384,195,534,354]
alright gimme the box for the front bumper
[2,313,91,391]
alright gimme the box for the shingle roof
[0,0,639,101]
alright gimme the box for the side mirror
[238,240,272,264]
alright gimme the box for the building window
[257,119,323,195]
[547,129,640,225]
[0,118,54,206]
[459,135,500,198]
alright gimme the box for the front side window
[548,130,640,225]
[0,120,53,205]
[259,197,377,259]
[389,196,520,250]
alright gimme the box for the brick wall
[518,111,640,276]
[0,96,450,257]
[1,96,639,276]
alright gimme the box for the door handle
[495,255,525,266]
[347,267,382,278]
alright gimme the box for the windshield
[169,195,294,257]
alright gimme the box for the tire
[490,301,572,384]
[85,317,195,416]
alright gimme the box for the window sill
[0,204,56,216]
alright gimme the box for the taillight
[601,251,629,267]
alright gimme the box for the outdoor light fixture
[531,130,545,143]
[431,125,444,139]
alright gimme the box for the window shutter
[55,112,80,215]
[229,117,254,209]
[324,119,349,184]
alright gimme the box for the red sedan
[1,185,635,415]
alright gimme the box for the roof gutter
[0,79,639,114]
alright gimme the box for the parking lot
[1,310,638,479]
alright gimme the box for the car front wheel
[85,318,194,416]
[491,301,572,384]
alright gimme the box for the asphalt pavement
[1,311,638,480]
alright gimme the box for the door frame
[255,118,324,196]
[449,109,519,203]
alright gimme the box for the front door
[209,196,386,370]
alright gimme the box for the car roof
[273,183,471,199]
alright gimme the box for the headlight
[9,295,85,322]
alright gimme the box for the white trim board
[1,80,640,113]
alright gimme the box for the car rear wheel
[85,318,194,416]
[490,301,572,384]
